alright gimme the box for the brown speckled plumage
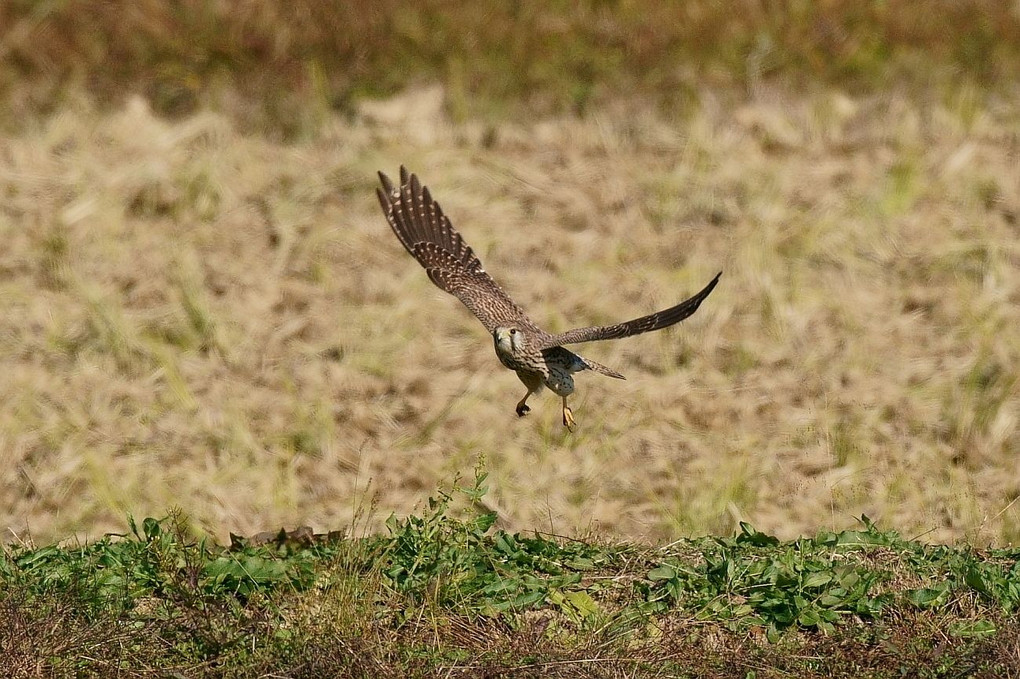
[377,166,721,430]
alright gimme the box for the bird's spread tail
[581,357,625,379]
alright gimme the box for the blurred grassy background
[3,0,1019,134]
[1,2,1019,546]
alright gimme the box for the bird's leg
[515,391,532,417]
[561,396,576,431]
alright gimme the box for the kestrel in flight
[376,167,720,430]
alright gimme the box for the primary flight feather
[377,166,720,430]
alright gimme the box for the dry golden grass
[1,82,1018,546]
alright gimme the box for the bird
[376,166,721,431]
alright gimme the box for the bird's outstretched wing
[536,272,721,348]
[377,167,542,334]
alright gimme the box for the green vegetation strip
[2,475,1019,676]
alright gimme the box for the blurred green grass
[2,0,1019,135]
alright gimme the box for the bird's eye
[510,329,517,335]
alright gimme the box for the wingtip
[378,170,394,195]
[699,271,722,299]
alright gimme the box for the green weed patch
[2,476,1018,676]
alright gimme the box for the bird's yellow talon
[562,399,576,431]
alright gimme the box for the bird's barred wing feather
[537,272,721,348]
[377,167,543,334]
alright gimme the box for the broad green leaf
[950,619,997,638]
[907,585,950,609]
[563,590,600,619]
[648,564,677,581]
[802,572,832,589]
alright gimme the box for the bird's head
[493,326,524,354]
